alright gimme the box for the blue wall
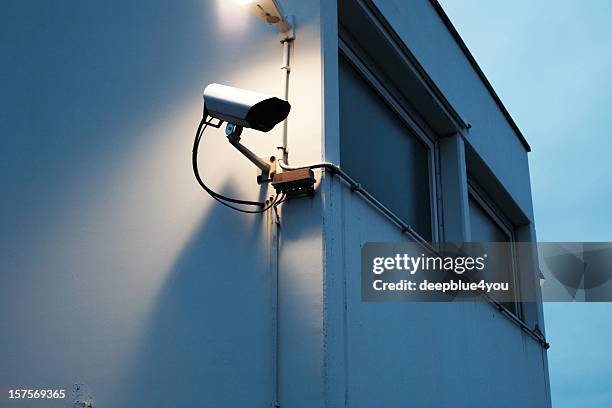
[0,0,326,406]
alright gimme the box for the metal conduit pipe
[277,159,430,248]
[277,158,550,350]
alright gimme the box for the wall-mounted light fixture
[231,0,294,36]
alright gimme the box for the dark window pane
[339,55,431,240]
[469,197,509,243]
[469,196,518,314]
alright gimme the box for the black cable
[193,116,263,206]
[212,193,281,215]
[273,193,290,208]
[192,116,279,214]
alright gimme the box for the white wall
[0,0,326,406]
[0,0,549,407]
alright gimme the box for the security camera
[203,83,291,132]
[201,83,291,182]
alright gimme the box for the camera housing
[203,83,291,132]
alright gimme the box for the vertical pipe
[275,29,293,406]
[280,39,292,163]
[271,210,281,407]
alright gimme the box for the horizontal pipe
[278,159,431,248]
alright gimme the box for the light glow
[232,0,254,5]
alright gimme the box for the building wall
[372,0,534,219]
[0,0,326,406]
[320,1,551,407]
[0,0,549,407]
[322,186,550,407]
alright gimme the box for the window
[469,185,521,317]
[338,54,433,240]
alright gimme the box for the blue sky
[439,0,612,406]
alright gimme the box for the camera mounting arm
[225,123,274,183]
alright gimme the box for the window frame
[468,178,523,318]
[338,36,440,243]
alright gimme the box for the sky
[438,0,612,406]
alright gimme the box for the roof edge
[429,0,532,152]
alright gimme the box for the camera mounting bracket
[225,123,276,184]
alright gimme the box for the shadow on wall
[111,187,325,407]
[112,183,276,407]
